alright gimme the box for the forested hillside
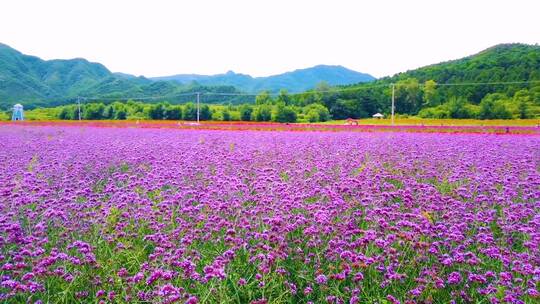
[0,43,247,109]
[311,43,540,119]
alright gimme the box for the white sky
[1,0,538,78]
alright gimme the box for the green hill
[382,43,540,102]
[0,43,246,109]
[308,43,540,119]
[0,43,110,108]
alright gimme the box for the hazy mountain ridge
[152,65,375,93]
[0,43,375,109]
[0,43,246,109]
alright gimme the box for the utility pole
[77,96,82,121]
[391,84,395,126]
[196,92,200,124]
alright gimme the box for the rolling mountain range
[0,43,373,109]
[1,42,538,112]
[151,65,375,93]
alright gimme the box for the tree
[83,103,105,120]
[221,109,231,121]
[58,107,73,120]
[395,78,421,114]
[255,91,272,105]
[254,105,272,121]
[330,99,367,120]
[277,89,291,106]
[418,106,450,119]
[305,103,330,122]
[315,81,332,92]
[315,81,338,110]
[532,86,540,105]
[329,100,349,120]
[306,110,320,122]
[148,103,166,120]
[164,105,182,120]
[200,105,211,120]
[102,105,115,119]
[446,97,472,118]
[518,100,530,119]
[514,89,532,119]
[273,105,297,123]
[116,109,127,120]
[183,103,197,120]
[479,93,511,119]
[423,80,437,107]
[239,104,253,121]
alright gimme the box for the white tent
[372,113,384,119]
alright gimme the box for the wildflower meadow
[0,125,539,303]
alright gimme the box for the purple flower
[185,296,198,304]
[447,272,462,285]
[353,272,364,282]
[316,274,328,285]
[386,294,400,304]
[527,288,540,297]
[117,267,128,277]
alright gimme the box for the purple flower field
[1,125,539,303]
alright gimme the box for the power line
[198,79,540,96]
[203,83,394,97]
[80,91,197,101]
[432,80,540,87]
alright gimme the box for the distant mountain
[0,43,375,109]
[0,43,110,107]
[0,43,245,109]
[151,65,375,93]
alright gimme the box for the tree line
[14,79,540,122]
[48,96,331,123]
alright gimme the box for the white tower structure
[12,104,24,121]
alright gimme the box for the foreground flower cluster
[0,126,539,303]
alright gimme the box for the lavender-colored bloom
[447,272,463,285]
[386,294,400,304]
[316,274,328,285]
[353,272,364,282]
